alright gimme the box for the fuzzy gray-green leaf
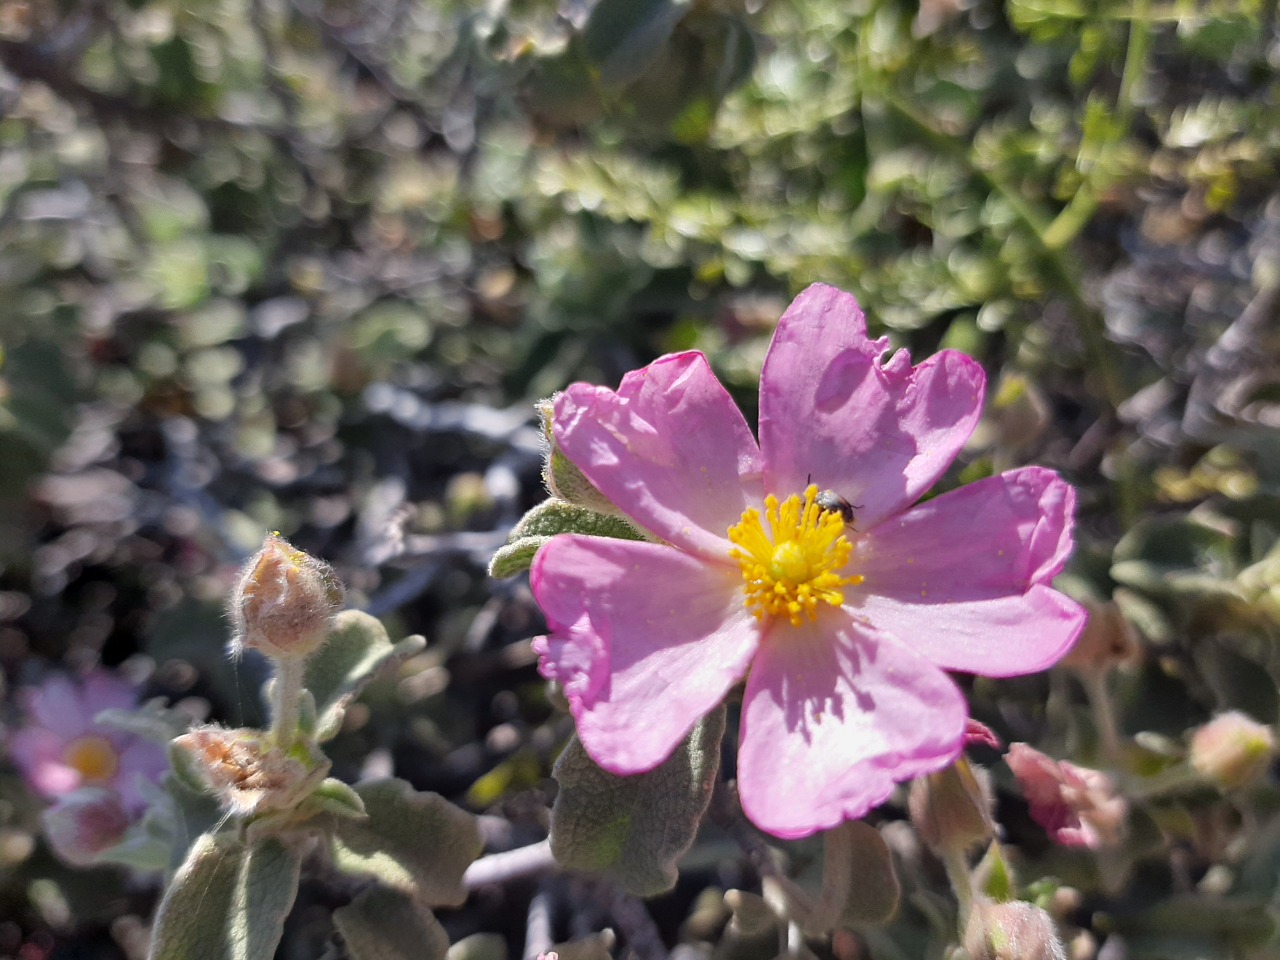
[550,705,725,897]
[148,833,302,960]
[489,499,645,579]
[333,886,450,960]
[305,610,426,742]
[331,778,483,906]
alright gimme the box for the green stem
[270,656,306,750]
[941,844,974,932]
[1081,670,1124,769]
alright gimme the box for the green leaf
[583,0,692,88]
[148,833,302,960]
[304,611,426,741]
[550,705,725,896]
[446,933,508,960]
[96,697,192,743]
[489,499,646,579]
[331,779,483,906]
[333,886,450,960]
[839,821,900,927]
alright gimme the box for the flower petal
[852,467,1085,676]
[758,284,986,527]
[24,675,91,740]
[531,535,758,774]
[737,610,966,839]
[554,351,763,558]
[80,670,140,719]
[9,729,81,798]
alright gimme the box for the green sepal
[147,833,302,960]
[976,840,1015,904]
[331,779,483,906]
[489,499,646,579]
[304,611,427,742]
[298,777,368,820]
[550,705,725,897]
[333,886,450,960]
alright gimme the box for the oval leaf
[550,705,725,897]
[334,886,450,960]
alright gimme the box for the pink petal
[80,670,139,718]
[24,675,91,740]
[554,352,763,559]
[531,535,758,774]
[852,467,1085,676]
[758,284,986,528]
[114,739,169,811]
[10,729,81,797]
[737,610,966,839]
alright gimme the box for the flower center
[727,485,863,626]
[63,735,119,784]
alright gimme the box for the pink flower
[1006,743,1126,848]
[7,670,168,813]
[41,788,131,866]
[532,284,1085,838]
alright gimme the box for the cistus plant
[144,534,481,960]
[493,283,1087,942]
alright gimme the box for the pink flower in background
[7,670,167,814]
[532,283,1086,838]
[1006,743,1126,848]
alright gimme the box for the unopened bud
[1059,601,1138,674]
[1006,744,1126,849]
[537,398,620,515]
[231,533,344,660]
[909,758,995,856]
[1189,711,1275,791]
[963,900,1066,960]
[41,788,130,866]
[173,725,330,818]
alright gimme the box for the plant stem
[941,845,974,932]
[464,839,556,889]
[270,656,306,750]
[1081,670,1124,768]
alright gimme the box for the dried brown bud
[1189,711,1276,791]
[963,900,1066,960]
[173,725,329,818]
[908,758,995,856]
[231,533,344,660]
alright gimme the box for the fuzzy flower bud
[1058,600,1138,674]
[231,533,344,660]
[908,758,995,856]
[41,788,130,866]
[173,725,330,818]
[1189,711,1276,791]
[537,398,621,515]
[963,900,1066,960]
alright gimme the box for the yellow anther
[727,486,863,626]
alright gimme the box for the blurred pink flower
[7,670,167,813]
[1006,742,1126,848]
[532,283,1086,838]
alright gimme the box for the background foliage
[2,0,1280,957]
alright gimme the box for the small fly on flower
[808,475,861,529]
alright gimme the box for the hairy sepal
[489,499,647,579]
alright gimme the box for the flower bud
[537,398,621,515]
[173,725,330,818]
[1189,711,1275,791]
[1058,601,1138,674]
[1006,744,1126,849]
[231,533,344,660]
[909,758,995,856]
[963,900,1066,960]
[41,788,130,866]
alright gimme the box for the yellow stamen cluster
[728,485,863,626]
[64,735,120,784]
